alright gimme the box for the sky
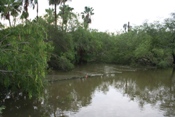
[30,0,175,32]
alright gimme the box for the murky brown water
[1,64,175,117]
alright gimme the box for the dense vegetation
[0,0,175,102]
[0,22,53,97]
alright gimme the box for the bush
[0,22,53,98]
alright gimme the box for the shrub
[0,22,53,98]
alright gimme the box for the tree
[0,21,53,98]
[81,6,94,29]
[35,0,38,19]
[58,5,74,31]
[0,1,4,18]
[123,22,131,33]
[127,22,131,32]
[49,0,68,28]
[44,8,55,24]
[123,24,127,32]
[0,0,22,27]
[164,13,175,65]
[0,0,38,25]
[21,0,38,20]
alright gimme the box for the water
[1,64,175,117]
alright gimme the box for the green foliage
[134,32,152,58]
[81,6,94,29]
[44,8,55,24]
[47,24,75,70]
[59,5,75,31]
[48,0,69,27]
[0,22,4,29]
[0,106,5,114]
[0,0,22,27]
[71,27,96,63]
[42,10,175,69]
[49,0,63,5]
[0,21,53,98]
[21,0,38,20]
[0,0,39,26]
[59,5,74,24]
[57,55,74,70]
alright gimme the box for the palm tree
[21,0,38,20]
[35,0,38,19]
[44,8,55,24]
[0,1,4,12]
[0,0,22,27]
[123,22,131,32]
[58,5,74,31]
[81,6,94,29]
[123,24,127,32]
[49,0,68,27]
[127,22,130,32]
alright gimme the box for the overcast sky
[29,0,175,32]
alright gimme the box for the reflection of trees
[1,75,107,117]
[42,68,175,117]
[111,69,175,117]
[1,66,175,117]
[1,95,42,117]
[159,68,175,117]
[40,77,106,117]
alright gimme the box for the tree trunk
[61,3,65,31]
[13,17,16,27]
[8,18,12,27]
[127,22,130,32]
[36,2,38,20]
[54,4,57,28]
[172,53,175,64]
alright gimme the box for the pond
[1,64,175,117]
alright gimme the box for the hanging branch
[0,70,13,73]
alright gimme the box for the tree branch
[0,70,13,73]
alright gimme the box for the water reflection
[1,64,175,117]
